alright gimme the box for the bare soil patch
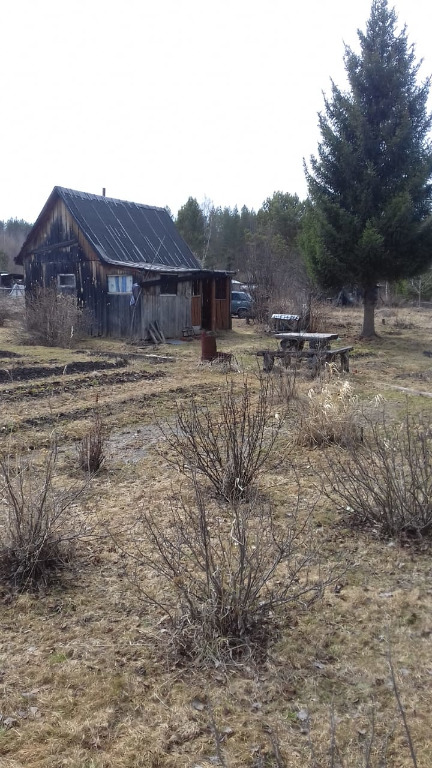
[0,349,21,359]
[0,369,166,404]
[0,358,130,383]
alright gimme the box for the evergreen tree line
[175,192,312,315]
[0,219,32,272]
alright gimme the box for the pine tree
[176,198,206,261]
[303,0,432,336]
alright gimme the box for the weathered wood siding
[215,299,229,330]
[21,199,106,334]
[191,296,201,326]
[20,198,231,338]
[119,282,192,340]
[189,279,231,331]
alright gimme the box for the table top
[274,332,339,341]
[271,313,300,321]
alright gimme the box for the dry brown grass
[297,378,362,447]
[295,376,384,448]
[0,309,431,766]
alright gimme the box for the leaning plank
[147,324,160,345]
[154,320,166,343]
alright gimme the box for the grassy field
[0,305,432,768]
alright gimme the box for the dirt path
[381,383,432,398]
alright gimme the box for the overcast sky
[1,0,431,223]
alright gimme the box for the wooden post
[211,278,216,331]
[263,351,274,372]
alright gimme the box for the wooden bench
[256,346,353,373]
[295,346,354,373]
[256,350,291,372]
[321,346,353,372]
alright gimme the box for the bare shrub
[394,316,416,330]
[271,365,298,406]
[297,380,366,448]
[324,409,432,539]
[160,375,283,500]
[24,284,91,347]
[78,411,107,473]
[125,482,340,664]
[307,299,327,333]
[0,443,90,590]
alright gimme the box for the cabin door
[191,279,202,327]
[201,278,213,330]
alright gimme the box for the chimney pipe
[102,188,106,197]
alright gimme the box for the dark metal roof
[18,187,202,270]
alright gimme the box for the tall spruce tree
[303,0,432,336]
[176,197,206,261]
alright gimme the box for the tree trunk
[361,286,377,338]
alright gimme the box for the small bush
[325,409,432,539]
[0,443,89,590]
[126,483,339,664]
[24,284,91,347]
[297,380,365,448]
[160,375,283,500]
[272,365,297,405]
[78,412,107,473]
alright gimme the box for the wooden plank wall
[133,283,191,339]
[21,198,231,338]
[215,299,230,330]
[191,296,201,326]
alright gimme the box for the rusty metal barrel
[201,331,217,361]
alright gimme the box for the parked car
[231,290,253,318]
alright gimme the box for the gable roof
[17,187,202,271]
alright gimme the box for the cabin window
[192,280,201,296]
[107,275,133,293]
[57,274,76,289]
[215,278,227,300]
[160,276,178,295]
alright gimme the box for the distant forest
[0,219,32,272]
[174,192,311,313]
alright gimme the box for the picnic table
[275,332,338,350]
[256,331,353,373]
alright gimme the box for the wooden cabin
[16,187,232,339]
